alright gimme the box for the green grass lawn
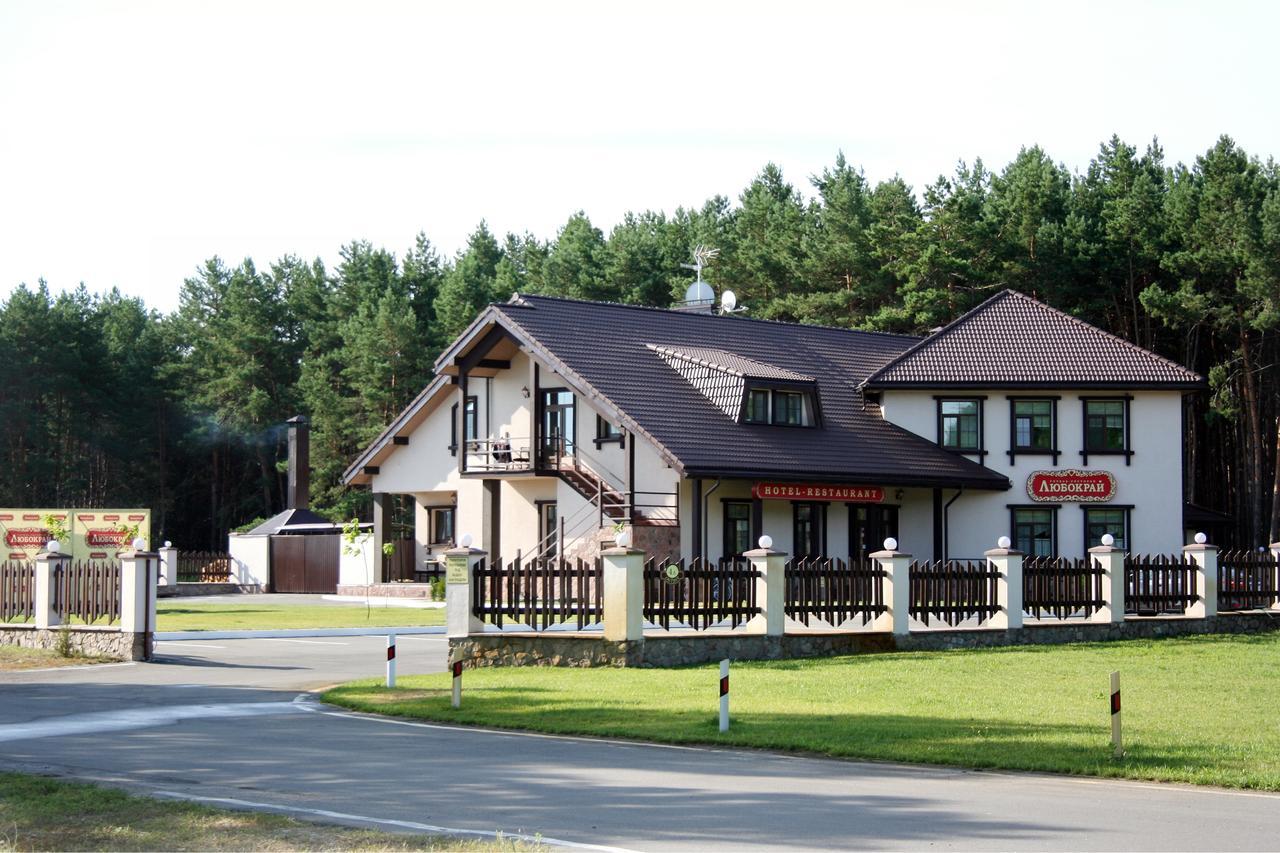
[156,602,445,632]
[0,771,538,851]
[324,632,1280,791]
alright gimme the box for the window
[1011,506,1057,558]
[1082,397,1132,465]
[792,502,826,558]
[450,403,458,456]
[723,501,752,558]
[744,389,770,423]
[937,398,983,453]
[595,415,623,446]
[430,507,455,545]
[463,396,478,443]
[772,391,804,425]
[1084,506,1130,551]
[1008,397,1059,465]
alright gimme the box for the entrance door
[538,389,576,468]
[849,505,899,561]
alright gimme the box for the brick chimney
[286,416,310,511]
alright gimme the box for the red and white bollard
[719,658,729,732]
[451,660,463,709]
[1110,671,1122,758]
[386,633,397,688]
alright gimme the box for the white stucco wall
[227,533,270,588]
[879,389,1186,559]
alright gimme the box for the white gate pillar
[870,538,911,636]
[1271,542,1280,610]
[985,537,1023,630]
[34,546,70,630]
[446,544,488,638]
[744,536,787,637]
[602,540,646,641]
[1089,540,1126,624]
[158,542,178,588]
[1183,536,1218,619]
[120,547,158,636]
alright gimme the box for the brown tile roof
[862,290,1205,389]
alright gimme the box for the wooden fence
[1023,556,1106,620]
[643,557,761,631]
[1124,553,1198,615]
[1,560,34,623]
[909,559,1001,627]
[785,557,886,628]
[56,560,121,625]
[1217,550,1280,611]
[471,555,602,630]
[177,551,232,583]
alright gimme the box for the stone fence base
[450,611,1280,668]
[0,625,151,660]
[158,583,262,598]
[336,583,437,599]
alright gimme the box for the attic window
[744,388,816,426]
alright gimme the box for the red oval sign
[1027,469,1116,502]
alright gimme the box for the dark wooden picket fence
[1,560,34,623]
[1023,556,1106,620]
[643,557,761,631]
[177,551,232,583]
[1217,549,1280,611]
[471,555,602,630]
[785,557,886,627]
[56,560,121,625]
[1124,554,1198,615]
[909,559,1001,627]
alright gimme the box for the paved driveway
[3,640,1280,850]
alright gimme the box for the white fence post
[158,543,178,588]
[744,536,786,637]
[120,545,158,659]
[870,538,911,636]
[446,543,488,638]
[602,539,646,642]
[985,537,1023,630]
[34,547,69,630]
[1089,541,1126,624]
[1183,536,1218,619]
[1270,542,1280,611]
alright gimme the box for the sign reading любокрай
[1026,470,1116,502]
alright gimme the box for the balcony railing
[464,437,534,472]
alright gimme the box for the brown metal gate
[269,534,340,593]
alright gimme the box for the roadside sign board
[0,508,151,561]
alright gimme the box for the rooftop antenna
[676,245,720,313]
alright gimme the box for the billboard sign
[0,509,152,561]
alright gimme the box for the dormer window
[743,387,815,426]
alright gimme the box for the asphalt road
[3,638,1280,851]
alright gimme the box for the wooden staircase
[555,463,629,522]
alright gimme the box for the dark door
[270,534,340,593]
[538,389,575,468]
[849,505,900,561]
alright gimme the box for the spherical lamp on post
[997,535,1012,550]
[45,539,61,555]
[1100,533,1115,548]
[882,537,898,552]
[757,534,773,551]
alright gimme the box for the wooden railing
[56,561,121,625]
[177,551,232,583]
[1217,550,1280,612]
[909,559,1001,627]
[471,555,602,630]
[1023,556,1106,620]
[643,557,761,631]
[1,560,34,623]
[1124,553,1198,615]
[785,557,886,628]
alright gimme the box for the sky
[1,0,1277,314]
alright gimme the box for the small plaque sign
[752,482,884,502]
[1027,469,1116,502]
[446,555,469,584]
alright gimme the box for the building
[342,289,1204,575]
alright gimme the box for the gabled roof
[862,290,1205,390]
[427,294,1009,490]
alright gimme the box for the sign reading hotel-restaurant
[752,483,884,503]
[1026,470,1116,503]
[0,508,151,561]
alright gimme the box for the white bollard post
[870,538,911,636]
[1269,542,1280,611]
[718,658,729,732]
[1110,671,1123,758]
[386,633,397,688]
[985,536,1023,630]
[744,535,786,636]
[1183,533,1218,619]
[451,660,463,708]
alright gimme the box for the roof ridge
[506,292,923,342]
[860,289,1011,387]
[645,343,814,382]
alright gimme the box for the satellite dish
[720,290,737,312]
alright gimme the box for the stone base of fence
[451,611,1280,668]
[0,625,151,660]
[157,583,262,598]
[336,583,436,600]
